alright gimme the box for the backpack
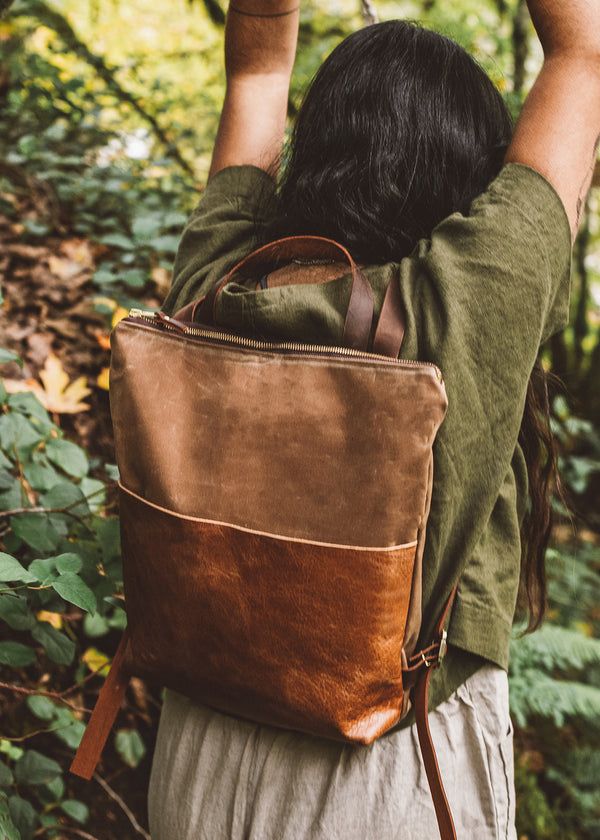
[70,236,458,840]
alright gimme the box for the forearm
[506,1,600,237]
[506,55,600,233]
[208,0,300,178]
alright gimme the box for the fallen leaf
[48,255,84,282]
[4,353,91,414]
[151,265,171,296]
[112,307,129,328]
[95,331,111,351]
[96,367,110,390]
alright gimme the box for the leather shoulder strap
[372,270,405,357]
[176,235,375,352]
[406,587,459,840]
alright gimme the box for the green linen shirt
[163,162,572,715]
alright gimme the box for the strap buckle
[438,629,448,664]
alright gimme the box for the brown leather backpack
[71,236,458,840]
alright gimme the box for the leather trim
[117,483,419,552]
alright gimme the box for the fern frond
[510,671,600,727]
[510,625,600,676]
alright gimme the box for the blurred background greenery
[0,1,598,837]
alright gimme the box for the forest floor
[1,188,159,839]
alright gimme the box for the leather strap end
[70,631,131,780]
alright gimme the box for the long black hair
[266,19,559,630]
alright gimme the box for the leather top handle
[177,235,375,352]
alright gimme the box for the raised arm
[208,0,300,180]
[505,0,600,238]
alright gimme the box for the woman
[150,2,600,838]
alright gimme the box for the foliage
[509,397,600,840]
[0,365,129,837]
[0,0,599,837]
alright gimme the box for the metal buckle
[438,629,448,663]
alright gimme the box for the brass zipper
[127,309,444,382]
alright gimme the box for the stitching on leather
[119,482,419,553]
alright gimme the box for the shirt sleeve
[400,162,572,660]
[162,165,278,316]
[421,162,572,348]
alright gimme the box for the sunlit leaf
[3,355,91,414]
[82,646,110,676]
[97,367,110,390]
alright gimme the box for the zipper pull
[155,311,188,333]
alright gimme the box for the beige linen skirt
[148,664,516,839]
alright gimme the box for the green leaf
[8,794,37,840]
[152,234,180,254]
[0,641,36,667]
[0,793,20,840]
[104,463,120,481]
[0,484,23,511]
[51,708,85,749]
[0,761,13,787]
[14,750,61,786]
[10,515,61,554]
[61,799,89,824]
[45,439,88,479]
[28,557,58,585]
[83,612,109,638]
[0,470,14,491]
[79,477,106,513]
[99,233,136,250]
[107,607,127,630]
[0,594,36,631]
[22,458,60,492]
[26,695,56,721]
[93,267,119,285]
[7,392,50,424]
[114,729,146,768]
[132,214,162,240]
[52,573,96,614]
[31,622,75,665]
[41,481,89,516]
[54,553,83,574]
[0,413,43,454]
[121,268,147,288]
[44,774,65,800]
[0,553,36,583]
[0,349,23,368]
[94,517,121,564]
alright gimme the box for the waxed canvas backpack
[70,236,458,840]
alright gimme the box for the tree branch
[17,0,195,177]
[93,774,151,839]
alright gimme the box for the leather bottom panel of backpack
[119,485,417,745]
